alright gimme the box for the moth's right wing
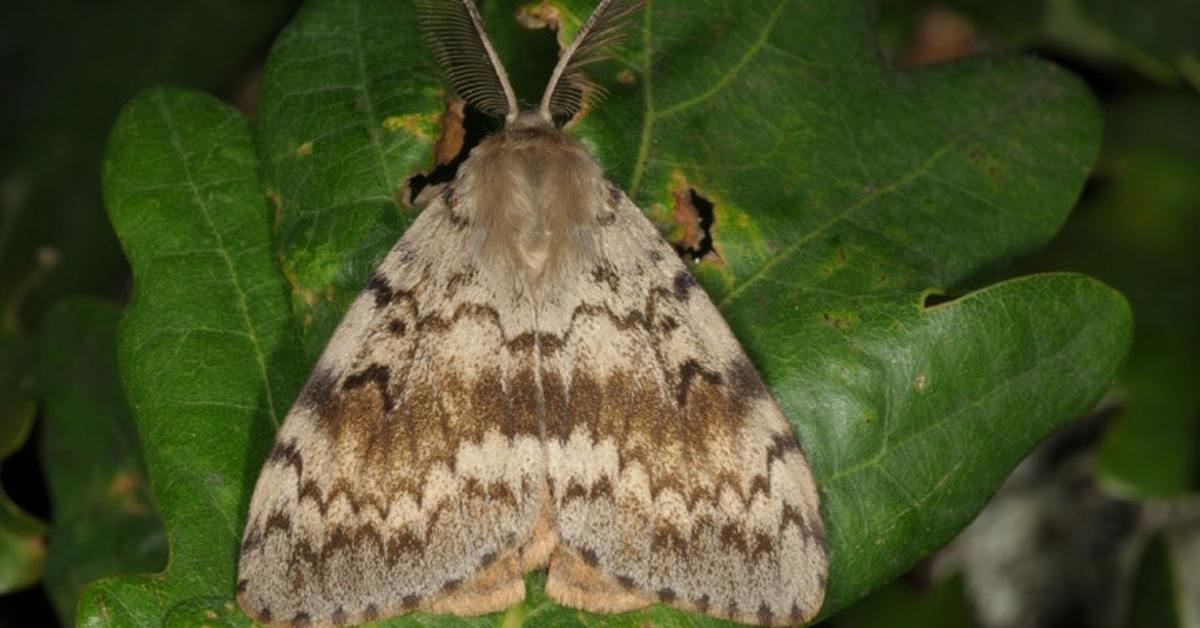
[540,184,827,626]
[237,185,550,626]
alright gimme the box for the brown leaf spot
[106,472,149,515]
[434,98,466,165]
[821,310,858,329]
[516,1,560,30]
[671,172,705,252]
[266,187,284,230]
[901,7,979,67]
[667,172,722,263]
[105,471,139,499]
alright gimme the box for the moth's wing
[237,186,550,626]
[542,186,827,626]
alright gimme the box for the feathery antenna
[417,0,519,121]
[538,0,647,121]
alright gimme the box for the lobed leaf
[37,298,168,623]
[80,88,305,626]
[0,338,44,594]
[85,0,1131,625]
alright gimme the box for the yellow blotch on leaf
[383,114,429,140]
[106,471,149,515]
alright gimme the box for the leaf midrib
[627,0,789,197]
[154,91,281,431]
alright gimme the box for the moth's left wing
[540,185,828,626]
[237,185,551,626]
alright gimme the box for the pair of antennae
[416,0,646,123]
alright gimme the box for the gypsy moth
[236,0,827,625]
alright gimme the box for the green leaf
[828,575,972,628]
[86,0,1131,624]
[1127,527,1200,628]
[258,0,444,357]
[37,297,168,624]
[1046,0,1200,89]
[1128,536,1182,628]
[1028,94,1200,497]
[79,88,307,626]
[0,4,298,535]
[0,0,299,328]
[0,334,44,592]
[1165,526,1200,626]
[880,0,1200,88]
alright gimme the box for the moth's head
[507,111,557,132]
[416,0,645,126]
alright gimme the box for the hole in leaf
[1,421,50,520]
[405,101,496,206]
[921,291,958,308]
[670,187,718,263]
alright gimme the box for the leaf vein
[154,91,282,430]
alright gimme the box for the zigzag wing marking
[541,185,828,626]
[237,185,550,626]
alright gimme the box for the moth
[236,0,827,625]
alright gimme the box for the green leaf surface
[85,0,1131,625]
[80,88,306,627]
[37,298,168,624]
[258,0,443,357]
